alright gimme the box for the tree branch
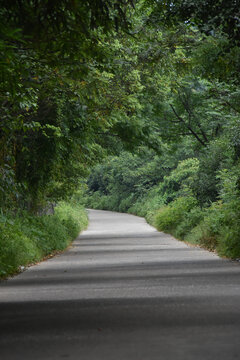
[170,104,206,147]
[180,93,209,143]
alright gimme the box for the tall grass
[0,202,88,279]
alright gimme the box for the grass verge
[0,202,88,280]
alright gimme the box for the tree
[0,0,139,211]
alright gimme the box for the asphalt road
[1,209,240,360]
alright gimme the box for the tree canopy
[1,0,240,264]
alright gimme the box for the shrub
[157,158,199,204]
[154,196,197,232]
[185,202,226,252]
[218,226,240,258]
[119,195,135,213]
[174,206,205,239]
[128,186,165,217]
[185,221,218,250]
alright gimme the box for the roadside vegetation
[0,200,88,279]
[85,147,240,259]
[82,1,240,260]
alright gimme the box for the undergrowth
[0,202,88,279]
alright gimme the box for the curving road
[1,209,240,359]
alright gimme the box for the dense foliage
[85,1,240,259]
[0,0,140,212]
[0,0,139,276]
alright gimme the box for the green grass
[0,202,88,279]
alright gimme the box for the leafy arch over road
[1,0,240,262]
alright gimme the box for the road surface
[0,209,240,359]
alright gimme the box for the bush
[185,221,217,250]
[174,206,205,239]
[157,158,199,204]
[185,201,232,252]
[119,195,135,213]
[154,196,198,232]
[216,200,240,258]
[0,202,88,279]
[218,226,240,258]
[128,186,165,217]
